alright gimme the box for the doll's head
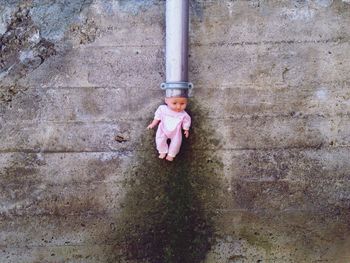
[165,97,188,112]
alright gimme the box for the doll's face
[165,97,188,112]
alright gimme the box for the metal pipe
[162,0,192,98]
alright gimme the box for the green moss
[238,227,273,253]
[115,99,226,263]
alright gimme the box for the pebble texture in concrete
[1,0,350,262]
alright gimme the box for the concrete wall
[1,0,350,262]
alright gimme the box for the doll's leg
[156,129,168,158]
[167,132,182,159]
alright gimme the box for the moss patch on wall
[114,100,227,263]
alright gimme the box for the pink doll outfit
[154,105,191,157]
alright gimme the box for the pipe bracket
[161,82,193,90]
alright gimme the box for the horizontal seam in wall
[11,79,350,91]
[60,37,349,51]
[2,112,350,125]
[81,44,162,48]
[0,243,126,250]
[191,37,349,47]
[0,145,350,154]
[0,207,346,220]
[78,37,349,49]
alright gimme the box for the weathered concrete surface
[1,0,350,262]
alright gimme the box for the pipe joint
[161,82,193,98]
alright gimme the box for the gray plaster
[29,0,93,40]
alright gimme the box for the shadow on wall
[113,100,227,263]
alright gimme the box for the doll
[147,96,191,161]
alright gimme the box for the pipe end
[165,88,189,98]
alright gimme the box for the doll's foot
[159,153,166,159]
[165,155,174,161]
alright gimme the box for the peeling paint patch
[0,5,15,35]
[69,18,99,45]
[0,4,55,101]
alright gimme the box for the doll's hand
[184,130,189,138]
[147,119,160,130]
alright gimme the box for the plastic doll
[147,96,191,161]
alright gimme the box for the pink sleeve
[154,106,162,120]
[182,112,191,130]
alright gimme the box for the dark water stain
[114,99,227,263]
[0,153,46,217]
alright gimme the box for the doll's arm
[147,106,162,129]
[183,129,190,138]
[183,113,191,138]
[147,119,160,129]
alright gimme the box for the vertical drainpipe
[161,0,193,97]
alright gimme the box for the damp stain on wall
[113,100,227,262]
